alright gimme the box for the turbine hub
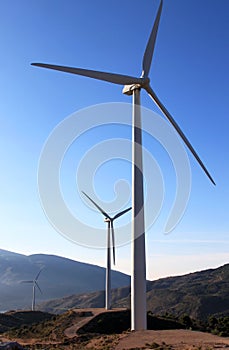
[104,217,110,222]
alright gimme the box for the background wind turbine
[82,191,131,310]
[21,268,43,311]
[32,0,215,329]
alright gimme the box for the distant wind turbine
[82,191,131,310]
[32,0,215,330]
[21,268,43,311]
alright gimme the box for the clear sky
[0,0,228,280]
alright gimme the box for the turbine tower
[82,191,131,310]
[32,0,215,330]
[22,268,43,311]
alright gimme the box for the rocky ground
[0,309,228,349]
[115,329,229,350]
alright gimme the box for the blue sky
[0,0,228,279]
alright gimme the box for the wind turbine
[32,0,215,329]
[82,191,131,310]
[21,268,43,311]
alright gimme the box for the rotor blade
[21,280,33,283]
[31,63,142,86]
[35,281,42,294]
[142,0,163,78]
[145,85,215,185]
[110,221,115,265]
[35,267,44,281]
[113,207,132,220]
[82,191,111,219]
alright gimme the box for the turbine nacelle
[122,78,150,95]
[122,83,141,96]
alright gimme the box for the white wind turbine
[32,0,215,329]
[82,191,131,310]
[22,268,43,311]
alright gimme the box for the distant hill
[146,263,229,320]
[40,264,229,320]
[0,249,130,310]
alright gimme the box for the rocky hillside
[40,264,229,320]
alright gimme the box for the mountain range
[0,249,228,321]
[39,263,229,320]
[0,249,130,311]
